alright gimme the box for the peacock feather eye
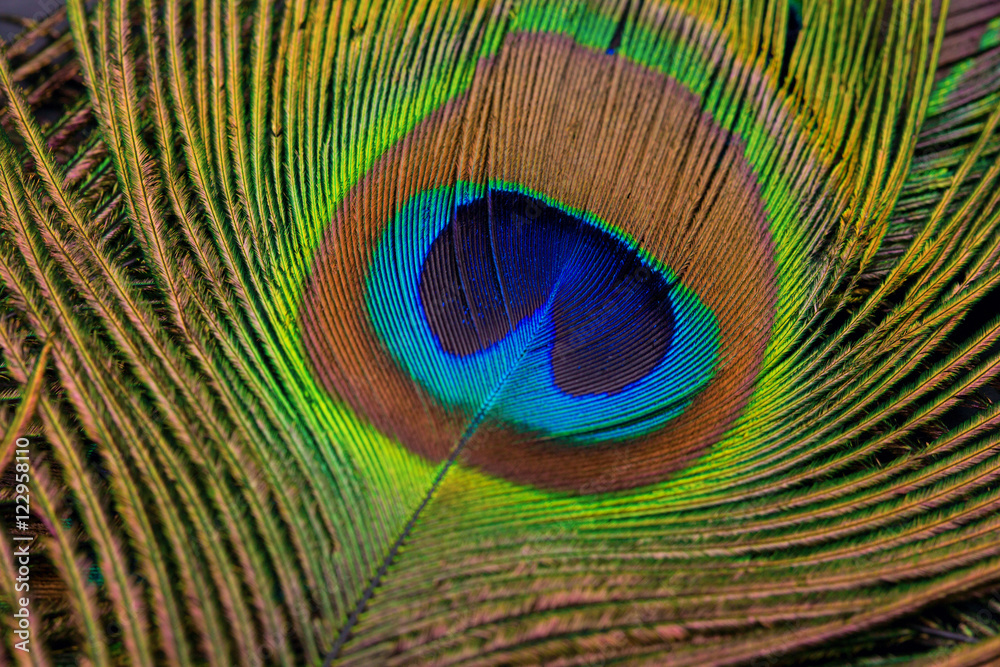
[302,33,777,490]
[2,0,1000,665]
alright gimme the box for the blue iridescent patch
[366,182,720,443]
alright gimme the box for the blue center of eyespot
[366,182,720,443]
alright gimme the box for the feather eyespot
[301,33,777,491]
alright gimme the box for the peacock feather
[1,0,1000,664]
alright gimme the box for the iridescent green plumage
[1,1,999,665]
